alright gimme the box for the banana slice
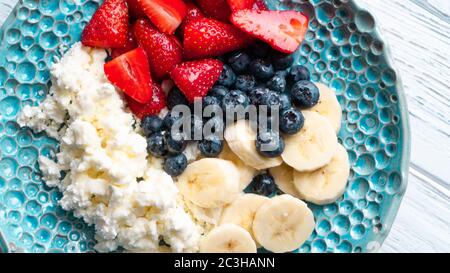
[310,83,342,132]
[225,120,283,170]
[269,164,299,198]
[219,143,257,190]
[200,223,257,253]
[252,194,315,253]
[177,158,240,208]
[282,111,337,172]
[293,144,350,205]
[182,196,223,233]
[220,194,270,241]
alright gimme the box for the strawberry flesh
[82,0,128,48]
[170,59,224,102]
[104,48,153,103]
[253,0,268,10]
[126,83,167,119]
[137,0,187,34]
[133,18,183,80]
[231,10,309,53]
[184,17,253,59]
[111,31,138,58]
[227,0,256,12]
[196,0,231,22]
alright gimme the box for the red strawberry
[137,0,187,34]
[170,59,223,102]
[82,0,128,48]
[111,31,138,58]
[196,0,231,22]
[184,17,253,59]
[231,10,308,53]
[180,2,205,37]
[227,0,255,12]
[104,48,153,103]
[253,0,268,10]
[127,0,146,19]
[126,83,167,119]
[133,18,183,80]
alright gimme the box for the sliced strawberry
[253,0,268,10]
[111,31,138,58]
[196,0,231,22]
[127,0,146,19]
[231,10,308,53]
[184,17,253,59]
[126,83,166,119]
[180,2,205,37]
[133,18,183,80]
[227,0,255,12]
[170,59,223,102]
[137,0,187,34]
[82,0,128,48]
[104,48,153,103]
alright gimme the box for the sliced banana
[252,194,315,253]
[225,120,283,170]
[310,83,342,132]
[182,196,223,233]
[220,194,270,241]
[282,111,337,172]
[200,223,257,253]
[219,143,257,190]
[177,158,240,208]
[293,144,350,205]
[269,164,299,198]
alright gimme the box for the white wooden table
[1,0,449,253]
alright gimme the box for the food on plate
[18,0,350,253]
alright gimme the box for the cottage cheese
[18,43,201,252]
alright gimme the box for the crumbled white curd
[18,43,201,253]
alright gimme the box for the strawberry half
[170,59,223,102]
[111,31,138,58]
[104,48,153,103]
[133,18,183,80]
[127,0,146,19]
[180,2,205,37]
[196,0,231,22]
[126,83,167,119]
[184,17,253,59]
[231,10,309,53]
[137,0,187,34]
[82,0,128,48]
[227,0,255,12]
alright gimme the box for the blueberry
[280,108,304,135]
[163,111,183,131]
[234,75,256,94]
[288,65,310,83]
[203,116,224,138]
[291,81,320,108]
[190,114,203,140]
[222,89,250,111]
[259,115,278,132]
[279,93,292,111]
[202,96,222,117]
[260,91,281,113]
[266,72,287,93]
[147,132,169,157]
[251,173,276,196]
[256,130,285,158]
[217,65,236,87]
[198,136,223,157]
[167,87,189,110]
[141,115,163,137]
[228,52,251,73]
[272,52,294,70]
[247,87,270,106]
[248,41,271,58]
[167,132,187,153]
[249,59,274,80]
[164,153,187,176]
[208,85,229,101]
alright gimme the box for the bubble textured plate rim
[0,0,411,253]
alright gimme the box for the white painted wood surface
[0,0,449,253]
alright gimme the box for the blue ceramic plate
[0,0,410,253]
